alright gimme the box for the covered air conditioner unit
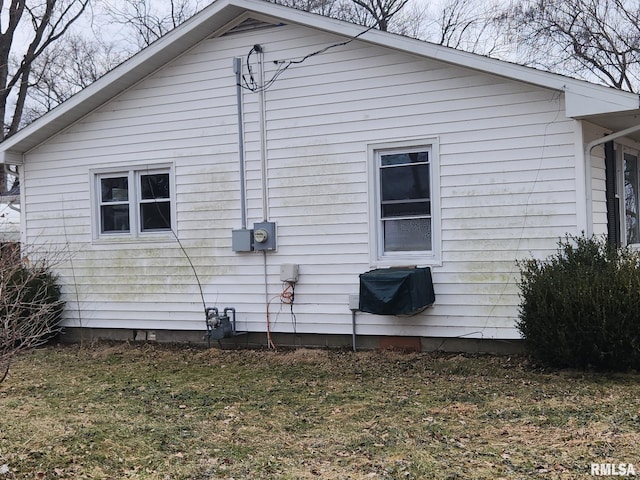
[359,267,435,315]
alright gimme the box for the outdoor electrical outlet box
[232,228,254,252]
[252,221,277,251]
[280,264,299,283]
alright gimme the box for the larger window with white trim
[370,142,440,265]
[94,167,174,239]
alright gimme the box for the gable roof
[2,0,640,163]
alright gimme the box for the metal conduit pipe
[257,45,269,222]
[233,57,247,229]
[254,45,274,348]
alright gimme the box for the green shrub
[7,265,64,337]
[517,234,640,370]
[1,254,65,347]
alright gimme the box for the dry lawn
[0,343,639,479]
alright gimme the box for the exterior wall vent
[222,18,283,36]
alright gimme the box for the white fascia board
[565,89,640,117]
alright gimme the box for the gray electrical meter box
[252,221,277,251]
[232,229,254,252]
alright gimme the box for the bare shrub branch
[0,243,66,384]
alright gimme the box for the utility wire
[143,171,207,314]
[241,25,376,93]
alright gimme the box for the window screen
[379,150,432,252]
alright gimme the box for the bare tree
[498,0,640,91]
[0,0,90,196]
[98,0,203,49]
[269,0,411,31]
[22,34,125,125]
[269,0,509,54]
[0,0,90,141]
[350,0,409,31]
[22,0,200,127]
[432,0,507,55]
[0,244,65,384]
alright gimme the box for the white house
[1,0,640,351]
[0,184,20,245]
[0,203,20,244]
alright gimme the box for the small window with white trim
[369,141,440,265]
[94,166,174,239]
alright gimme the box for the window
[94,167,173,239]
[139,173,171,232]
[623,149,640,244]
[369,141,440,265]
[100,176,130,233]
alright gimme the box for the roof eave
[2,0,640,158]
[0,151,23,165]
[565,89,640,118]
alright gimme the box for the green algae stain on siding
[62,242,233,303]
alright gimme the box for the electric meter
[254,228,269,243]
[252,221,277,251]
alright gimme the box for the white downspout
[584,122,640,236]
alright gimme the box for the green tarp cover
[359,267,435,315]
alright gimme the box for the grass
[1,343,639,479]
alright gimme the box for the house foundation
[58,328,524,355]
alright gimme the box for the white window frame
[368,138,441,267]
[91,164,175,241]
[617,143,640,246]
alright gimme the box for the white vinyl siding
[586,118,640,246]
[21,21,581,339]
[583,121,609,236]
